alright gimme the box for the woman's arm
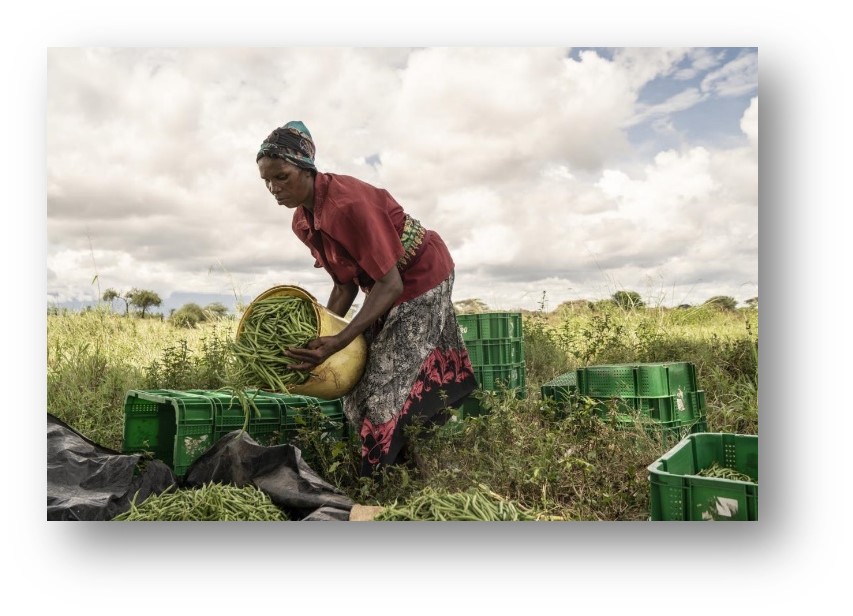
[285,266,404,369]
[326,280,359,318]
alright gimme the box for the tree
[204,302,229,319]
[102,288,130,315]
[745,297,758,308]
[704,295,737,311]
[170,302,206,328]
[454,298,489,314]
[611,290,645,309]
[128,288,163,318]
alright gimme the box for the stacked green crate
[456,312,526,418]
[541,362,707,440]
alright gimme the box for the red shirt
[291,172,454,306]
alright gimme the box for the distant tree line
[99,288,233,326]
[169,302,230,328]
[453,292,758,314]
[103,288,162,318]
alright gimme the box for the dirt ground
[348,505,385,521]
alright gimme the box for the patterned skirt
[343,271,476,476]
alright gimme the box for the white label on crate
[460,326,468,334]
[676,388,685,412]
[183,434,209,457]
[716,497,738,517]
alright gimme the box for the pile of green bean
[232,295,318,392]
[111,482,289,521]
[696,462,755,483]
[374,486,538,521]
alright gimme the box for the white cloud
[741,96,758,148]
[611,48,690,89]
[627,87,707,127]
[46,47,758,310]
[701,50,758,97]
[673,48,727,80]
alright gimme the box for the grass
[46,301,757,520]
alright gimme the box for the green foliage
[402,393,666,520]
[128,288,163,317]
[46,296,758,520]
[523,312,571,385]
[170,303,207,328]
[611,290,645,309]
[144,326,233,390]
[170,302,231,328]
[454,298,490,314]
[286,407,362,490]
[103,287,131,315]
[205,302,229,319]
[704,295,738,311]
[47,308,145,449]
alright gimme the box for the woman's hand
[284,335,346,371]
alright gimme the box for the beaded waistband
[397,214,428,271]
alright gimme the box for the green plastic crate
[466,338,525,367]
[636,362,698,397]
[457,396,484,419]
[634,390,706,423]
[648,432,758,521]
[578,364,638,397]
[439,396,487,434]
[122,389,217,477]
[478,312,522,339]
[578,362,700,398]
[456,312,522,341]
[186,389,284,447]
[456,314,480,343]
[273,394,348,442]
[475,361,526,391]
[540,371,578,405]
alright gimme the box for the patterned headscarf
[256,120,317,171]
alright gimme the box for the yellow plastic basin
[236,285,367,399]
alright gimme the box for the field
[47,300,758,521]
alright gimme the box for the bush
[170,303,207,328]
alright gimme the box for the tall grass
[46,301,758,520]
[47,307,236,449]
[523,302,758,435]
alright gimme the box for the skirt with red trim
[343,271,476,477]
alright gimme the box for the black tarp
[47,413,177,521]
[182,429,354,520]
[47,413,354,521]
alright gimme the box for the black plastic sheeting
[183,429,354,520]
[47,413,354,521]
[47,413,177,521]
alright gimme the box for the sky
[46,46,758,312]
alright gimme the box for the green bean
[111,482,289,521]
[374,486,538,521]
[228,295,319,393]
[696,462,755,483]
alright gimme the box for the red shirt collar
[292,172,330,234]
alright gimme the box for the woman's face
[258,157,314,210]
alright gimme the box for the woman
[256,120,477,477]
